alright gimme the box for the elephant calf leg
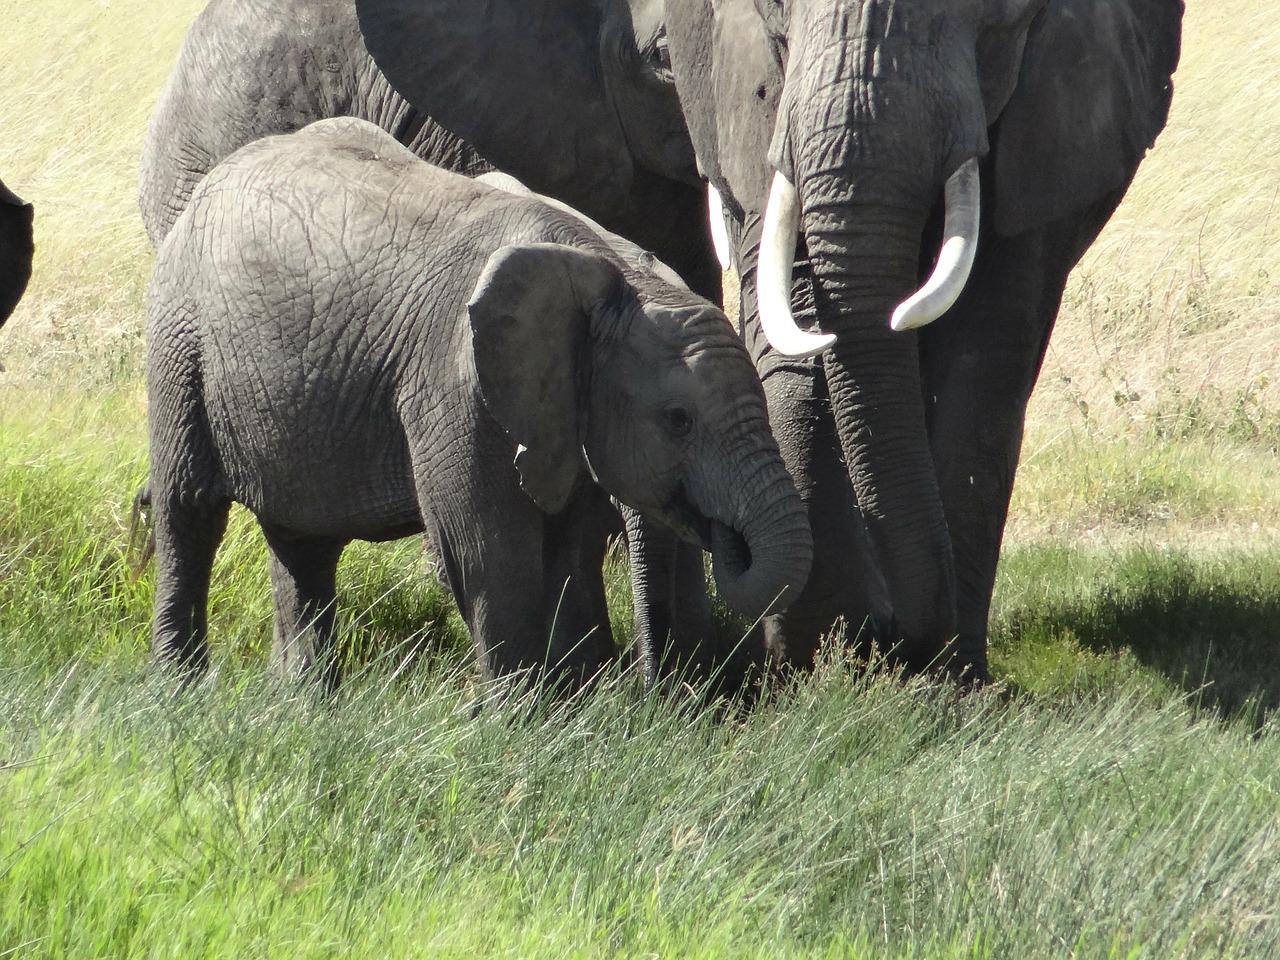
[262,530,346,690]
[445,530,611,695]
[541,509,618,688]
[151,496,231,678]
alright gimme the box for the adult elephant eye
[660,403,694,439]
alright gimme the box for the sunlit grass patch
[0,383,471,679]
[1010,422,1280,540]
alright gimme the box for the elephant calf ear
[468,243,625,514]
[992,0,1182,237]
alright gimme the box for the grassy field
[3,1,1280,957]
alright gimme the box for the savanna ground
[2,2,1279,956]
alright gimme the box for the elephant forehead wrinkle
[802,2,944,80]
[642,304,737,352]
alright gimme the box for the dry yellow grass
[1031,1,1280,434]
[0,0,204,375]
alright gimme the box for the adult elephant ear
[469,243,626,514]
[355,0,634,213]
[992,0,1184,237]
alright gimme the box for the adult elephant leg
[920,189,1128,681]
[623,507,713,687]
[262,529,347,690]
[738,217,891,670]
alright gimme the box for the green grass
[4,637,1280,958]
[1009,423,1280,537]
[993,545,1280,721]
[5,389,1280,957]
[0,385,470,682]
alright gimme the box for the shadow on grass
[994,545,1280,723]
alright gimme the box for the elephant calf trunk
[710,508,813,626]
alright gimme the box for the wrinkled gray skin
[656,0,1184,680]
[138,0,482,245]
[146,118,811,691]
[138,0,719,300]
[0,178,34,327]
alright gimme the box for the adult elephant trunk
[757,157,966,664]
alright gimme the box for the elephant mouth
[665,483,714,549]
[665,484,750,564]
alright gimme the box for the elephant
[642,0,1185,680]
[349,0,1182,685]
[148,0,1183,687]
[0,178,34,327]
[144,117,812,691]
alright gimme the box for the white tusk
[756,171,837,358]
[890,157,981,332]
[707,182,733,271]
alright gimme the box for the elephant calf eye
[661,404,694,438]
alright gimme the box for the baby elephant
[146,117,811,691]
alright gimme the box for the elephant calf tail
[127,482,155,579]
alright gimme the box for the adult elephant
[139,0,719,299]
[639,0,1183,681]
[0,179,34,326]
[353,0,1182,684]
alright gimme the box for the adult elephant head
[662,0,1183,677]
[0,179,34,326]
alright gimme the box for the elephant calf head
[468,242,813,623]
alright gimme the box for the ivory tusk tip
[889,302,929,332]
[707,183,733,271]
[712,240,732,272]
